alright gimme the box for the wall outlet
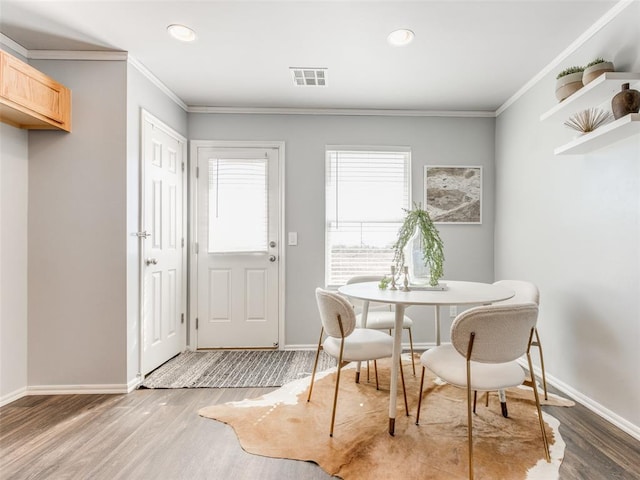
[288,232,298,246]
[449,306,458,317]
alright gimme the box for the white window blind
[325,148,410,286]
[207,157,268,253]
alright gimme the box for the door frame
[138,109,188,377]
[188,140,286,350]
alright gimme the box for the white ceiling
[0,0,620,112]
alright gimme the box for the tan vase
[583,62,615,85]
[555,72,583,102]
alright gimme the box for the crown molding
[0,39,187,111]
[28,50,128,61]
[127,56,188,111]
[188,106,496,118]
[0,34,29,58]
[496,0,635,117]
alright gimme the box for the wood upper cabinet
[0,50,71,132]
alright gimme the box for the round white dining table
[337,280,515,435]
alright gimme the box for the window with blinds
[325,148,411,286]
[207,157,268,253]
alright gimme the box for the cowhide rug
[199,357,567,480]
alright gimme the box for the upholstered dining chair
[308,288,408,437]
[415,303,550,480]
[345,275,416,375]
[492,280,548,401]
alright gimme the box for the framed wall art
[424,166,482,224]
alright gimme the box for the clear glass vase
[403,229,431,286]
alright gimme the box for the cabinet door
[0,51,71,131]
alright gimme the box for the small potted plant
[392,203,444,287]
[555,66,584,102]
[583,57,614,85]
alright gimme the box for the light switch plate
[288,232,298,246]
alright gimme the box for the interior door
[141,112,186,374]
[195,146,280,348]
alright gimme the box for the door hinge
[196,166,199,178]
[195,318,199,330]
[181,313,185,324]
[181,237,185,248]
[182,162,185,172]
[195,242,199,254]
[135,231,151,239]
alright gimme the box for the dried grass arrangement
[564,108,613,134]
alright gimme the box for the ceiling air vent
[290,67,327,86]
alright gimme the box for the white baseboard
[127,377,142,393]
[525,361,640,442]
[27,384,130,395]
[0,386,28,407]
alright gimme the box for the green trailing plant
[392,203,445,287]
[556,66,584,79]
[586,57,608,68]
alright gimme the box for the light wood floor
[1,385,639,479]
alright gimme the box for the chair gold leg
[407,327,416,376]
[528,351,550,462]
[329,339,346,437]
[374,360,380,390]
[307,327,324,402]
[485,391,489,407]
[534,328,548,401]
[415,366,426,425]
[473,390,477,413]
[400,358,409,416]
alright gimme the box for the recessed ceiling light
[167,24,196,42]
[387,29,414,46]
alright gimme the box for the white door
[195,145,280,348]
[141,112,186,374]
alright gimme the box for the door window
[208,157,268,253]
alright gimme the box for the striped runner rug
[141,350,335,389]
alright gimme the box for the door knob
[269,255,277,262]
[269,241,277,248]
[146,258,158,265]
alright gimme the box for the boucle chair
[493,280,548,401]
[308,288,408,437]
[415,303,550,480]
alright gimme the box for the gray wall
[495,1,639,431]
[28,59,128,387]
[0,122,28,403]
[125,64,187,384]
[189,113,496,346]
[4,55,188,391]
[0,46,29,404]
